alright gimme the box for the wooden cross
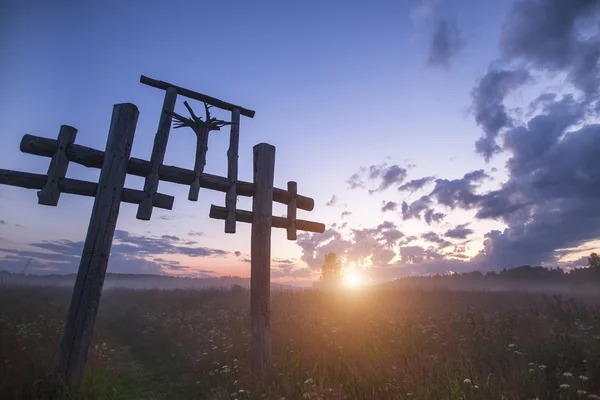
[0,75,324,386]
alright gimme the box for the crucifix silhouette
[166,101,232,201]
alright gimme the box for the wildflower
[239,390,245,393]
[508,343,517,348]
[529,369,535,373]
[474,385,480,390]
[464,379,472,384]
[578,390,588,395]
[589,395,600,400]
[579,375,589,381]
[539,365,547,370]
[304,378,314,385]
[563,372,573,377]
[560,384,570,389]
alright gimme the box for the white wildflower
[579,375,589,381]
[464,379,472,384]
[560,384,570,389]
[563,372,573,377]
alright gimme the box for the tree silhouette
[588,252,600,268]
[320,253,342,282]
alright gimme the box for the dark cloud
[500,0,600,99]
[463,0,600,269]
[398,176,435,192]
[234,251,242,257]
[0,230,227,275]
[401,196,432,220]
[347,173,365,189]
[377,165,408,191]
[161,235,180,241]
[423,208,445,225]
[421,232,453,249]
[0,220,5,225]
[347,164,408,192]
[326,195,340,206]
[428,18,465,68]
[471,67,531,160]
[188,231,205,237]
[341,211,352,218]
[398,245,445,264]
[114,230,228,258]
[429,170,489,210]
[381,201,398,212]
[445,223,474,239]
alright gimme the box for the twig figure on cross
[166,101,232,201]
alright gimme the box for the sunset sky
[1,0,599,285]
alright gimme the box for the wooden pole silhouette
[250,143,275,372]
[55,103,139,386]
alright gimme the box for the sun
[343,272,363,288]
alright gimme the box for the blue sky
[1,0,599,283]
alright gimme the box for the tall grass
[1,286,599,399]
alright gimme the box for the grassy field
[1,286,600,400]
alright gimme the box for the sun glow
[343,272,363,288]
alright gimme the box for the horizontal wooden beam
[19,134,314,211]
[0,169,174,210]
[140,75,256,118]
[209,205,325,234]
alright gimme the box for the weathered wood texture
[209,205,324,233]
[37,125,78,206]
[225,109,240,233]
[56,103,139,386]
[140,75,255,118]
[286,181,297,240]
[0,169,173,210]
[137,87,177,220]
[188,127,210,201]
[19,135,315,211]
[250,143,275,373]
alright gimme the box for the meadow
[1,285,600,400]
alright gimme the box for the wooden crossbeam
[37,125,78,206]
[19,134,315,211]
[140,75,256,118]
[209,205,325,233]
[0,169,174,210]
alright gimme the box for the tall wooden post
[56,103,139,386]
[137,87,177,220]
[250,143,275,372]
[225,108,240,233]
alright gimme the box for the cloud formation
[347,164,409,192]
[428,19,465,68]
[445,223,474,239]
[398,176,435,192]
[0,231,227,275]
[326,195,341,206]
